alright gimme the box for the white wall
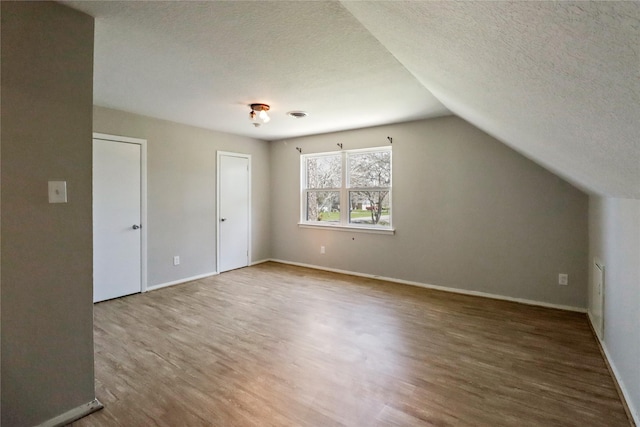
[589,196,640,423]
[270,117,589,309]
[93,106,271,287]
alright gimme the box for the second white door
[93,138,142,302]
[218,153,250,272]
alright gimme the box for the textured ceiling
[342,1,640,198]
[62,1,639,198]
[62,1,448,141]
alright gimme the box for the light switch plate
[48,181,67,203]
[558,273,568,286]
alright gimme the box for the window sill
[298,223,395,235]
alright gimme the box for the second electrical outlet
[173,256,180,266]
[320,246,325,254]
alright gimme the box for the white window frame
[299,146,394,235]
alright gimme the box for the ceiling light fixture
[249,103,270,127]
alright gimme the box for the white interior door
[218,152,250,272]
[590,259,605,339]
[93,138,142,302]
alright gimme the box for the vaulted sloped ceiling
[342,1,640,198]
[63,1,639,198]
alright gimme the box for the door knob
[221,218,227,222]
[132,224,141,230]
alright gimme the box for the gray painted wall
[588,196,640,422]
[270,117,589,308]
[1,2,96,425]
[93,106,271,286]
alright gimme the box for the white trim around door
[93,132,148,293]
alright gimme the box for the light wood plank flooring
[72,262,630,426]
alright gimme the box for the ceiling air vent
[287,111,308,119]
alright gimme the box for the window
[301,147,392,230]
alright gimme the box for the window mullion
[348,187,391,192]
[341,151,347,226]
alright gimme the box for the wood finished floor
[72,262,630,427]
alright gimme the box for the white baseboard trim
[587,313,639,426]
[146,272,218,292]
[250,258,271,266]
[268,259,587,313]
[37,398,103,427]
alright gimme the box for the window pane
[306,191,340,223]
[306,154,341,189]
[349,191,390,226]
[348,151,391,188]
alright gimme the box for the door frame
[216,151,251,273]
[93,132,148,293]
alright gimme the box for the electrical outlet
[320,246,325,254]
[558,273,568,285]
[173,256,180,266]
